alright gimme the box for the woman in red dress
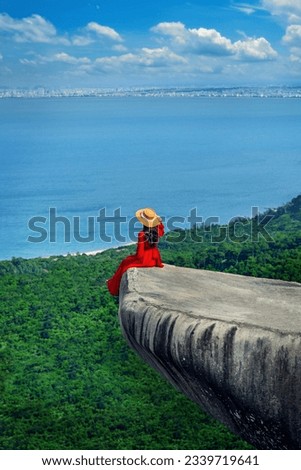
[106,207,164,296]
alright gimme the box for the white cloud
[94,47,186,72]
[261,0,301,23]
[19,58,38,65]
[237,6,257,14]
[234,37,278,60]
[86,22,123,41]
[71,35,94,46]
[0,53,3,61]
[283,24,301,43]
[282,23,301,62]
[152,22,233,56]
[289,46,301,62]
[70,22,123,46]
[112,44,128,52]
[0,13,69,44]
[0,14,123,48]
[283,24,301,62]
[52,53,91,65]
[20,52,91,66]
[152,21,277,61]
[186,27,234,55]
[262,0,301,12]
[139,47,187,66]
[232,3,259,15]
[152,21,186,39]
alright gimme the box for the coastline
[0,242,137,262]
[44,242,136,259]
[1,86,301,99]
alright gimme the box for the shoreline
[0,242,136,263]
[44,242,136,259]
[1,86,301,100]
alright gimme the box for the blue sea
[0,94,300,260]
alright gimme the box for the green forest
[0,195,301,450]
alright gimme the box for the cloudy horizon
[0,0,301,89]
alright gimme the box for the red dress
[107,223,164,296]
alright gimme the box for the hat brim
[136,208,161,228]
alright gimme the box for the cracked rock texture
[118,264,301,449]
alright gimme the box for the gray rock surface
[118,264,301,449]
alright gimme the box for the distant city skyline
[0,0,301,89]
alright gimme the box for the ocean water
[0,96,300,260]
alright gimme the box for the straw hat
[135,207,161,228]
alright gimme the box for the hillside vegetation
[0,195,300,450]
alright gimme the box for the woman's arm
[157,222,164,237]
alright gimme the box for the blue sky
[0,0,301,88]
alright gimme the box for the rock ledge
[119,265,301,449]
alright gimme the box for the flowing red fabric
[106,223,164,296]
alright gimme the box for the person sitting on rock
[106,207,164,296]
